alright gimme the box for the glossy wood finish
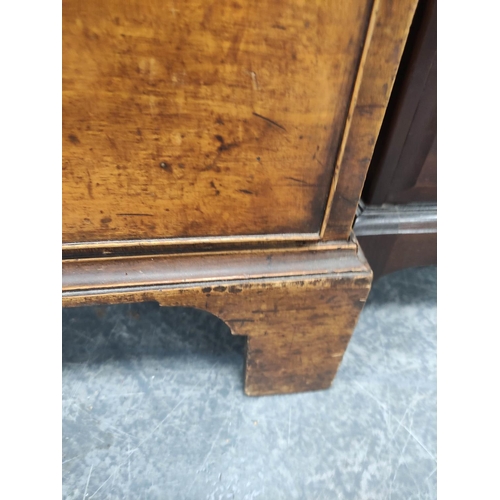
[354,203,436,279]
[63,240,362,292]
[63,0,373,244]
[357,233,436,280]
[354,203,436,236]
[63,240,372,396]
[362,0,436,205]
[356,0,437,280]
[324,0,419,240]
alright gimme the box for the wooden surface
[354,202,436,279]
[61,0,421,396]
[63,241,372,396]
[354,0,437,280]
[353,203,436,236]
[362,0,436,205]
[63,0,373,244]
[357,232,436,280]
[63,240,363,292]
[324,0,419,240]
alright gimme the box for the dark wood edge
[64,238,356,263]
[63,237,367,293]
[63,235,357,260]
[63,262,372,309]
[357,232,436,280]
[63,270,372,302]
[354,202,437,236]
[62,233,337,260]
[62,231,321,254]
[355,202,436,280]
[362,0,436,204]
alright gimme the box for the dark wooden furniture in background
[62,0,419,395]
[355,0,437,280]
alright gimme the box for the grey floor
[62,266,437,500]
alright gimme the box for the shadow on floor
[62,302,246,366]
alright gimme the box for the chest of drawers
[62,0,419,395]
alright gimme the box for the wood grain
[357,232,436,280]
[320,0,380,236]
[63,244,372,396]
[63,240,362,292]
[63,0,372,244]
[363,0,437,205]
[324,0,419,240]
[60,0,420,395]
[354,202,436,279]
[355,0,436,280]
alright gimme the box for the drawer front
[63,0,372,245]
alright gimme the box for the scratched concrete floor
[62,266,437,500]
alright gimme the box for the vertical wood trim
[320,0,381,237]
[323,0,419,241]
